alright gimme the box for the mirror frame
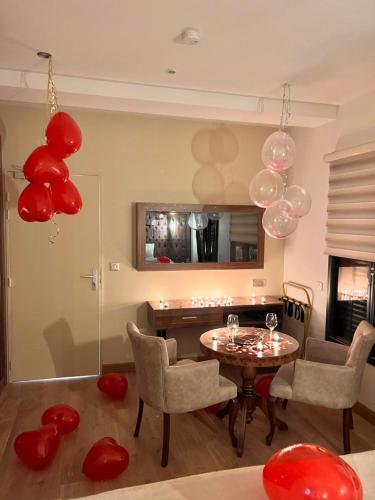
[136,202,265,271]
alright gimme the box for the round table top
[200,327,300,368]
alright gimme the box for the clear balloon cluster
[249,130,311,239]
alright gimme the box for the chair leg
[228,398,240,448]
[282,399,288,410]
[134,398,144,438]
[343,408,352,454]
[161,413,170,467]
[266,396,277,446]
[349,408,354,430]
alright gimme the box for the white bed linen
[70,450,375,500]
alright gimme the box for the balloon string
[48,219,60,245]
[47,55,58,116]
[280,83,291,130]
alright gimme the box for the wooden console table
[147,296,283,339]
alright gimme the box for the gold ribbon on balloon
[47,55,58,115]
[48,218,60,245]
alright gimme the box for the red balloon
[49,180,82,215]
[82,437,129,481]
[255,375,274,399]
[97,373,128,400]
[263,443,363,500]
[23,145,69,184]
[46,112,82,159]
[18,183,54,222]
[14,423,61,470]
[41,404,80,435]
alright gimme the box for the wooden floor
[1,373,375,500]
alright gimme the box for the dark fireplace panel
[326,257,375,365]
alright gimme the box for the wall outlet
[253,279,266,287]
[109,262,120,271]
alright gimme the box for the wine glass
[227,314,239,347]
[266,313,278,341]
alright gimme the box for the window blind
[325,143,375,261]
[230,213,258,245]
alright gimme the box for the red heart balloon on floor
[97,374,128,400]
[46,112,82,159]
[14,423,61,470]
[49,180,82,215]
[263,443,363,500]
[255,375,274,399]
[23,145,69,184]
[42,404,80,435]
[18,183,54,222]
[82,437,129,481]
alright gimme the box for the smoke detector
[179,28,200,45]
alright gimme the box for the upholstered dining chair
[127,322,238,467]
[267,320,375,454]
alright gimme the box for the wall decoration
[249,84,311,239]
[17,53,83,243]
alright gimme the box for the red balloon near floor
[263,443,363,500]
[14,423,61,470]
[42,404,80,435]
[49,180,82,215]
[82,437,129,481]
[46,111,82,159]
[97,373,128,400]
[18,183,54,222]
[23,145,69,184]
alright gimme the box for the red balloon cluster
[263,443,363,500]
[18,112,83,222]
[14,404,80,470]
[82,437,129,481]
[97,373,128,400]
[255,375,274,400]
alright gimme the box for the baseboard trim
[353,402,375,426]
[102,363,135,374]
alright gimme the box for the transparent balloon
[285,185,311,218]
[192,165,224,203]
[208,212,223,221]
[262,200,298,239]
[210,125,239,164]
[191,129,216,164]
[249,169,284,208]
[261,130,296,172]
[188,212,208,231]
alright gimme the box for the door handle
[80,269,97,291]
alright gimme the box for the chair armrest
[293,359,356,409]
[305,338,349,365]
[164,359,220,413]
[165,338,177,365]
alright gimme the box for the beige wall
[0,102,284,365]
[286,90,375,412]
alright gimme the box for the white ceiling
[0,0,374,124]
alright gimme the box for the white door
[7,174,101,381]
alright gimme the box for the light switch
[109,262,120,272]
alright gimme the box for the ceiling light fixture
[166,68,177,75]
[176,28,200,45]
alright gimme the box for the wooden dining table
[200,327,300,457]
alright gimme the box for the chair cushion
[270,361,295,400]
[175,359,196,366]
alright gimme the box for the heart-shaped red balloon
[97,373,128,400]
[18,183,54,222]
[23,145,69,184]
[49,180,82,215]
[42,404,80,435]
[255,375,274,399]
[263,443,363,500]
[46,112,82,159]
[82,437,129,481]
[14,423,61,470]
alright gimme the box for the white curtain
[325,148,375,261]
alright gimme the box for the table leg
[157,329,167,339]
[236,366,256,457]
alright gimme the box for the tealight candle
[256,340,264,351]
[164,302,169,309]
[159,298,164,309]
[261,296,266,304]
[273,332,280,341]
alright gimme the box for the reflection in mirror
[143,209,259,265]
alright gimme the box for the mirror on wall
[136,203,265,271]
